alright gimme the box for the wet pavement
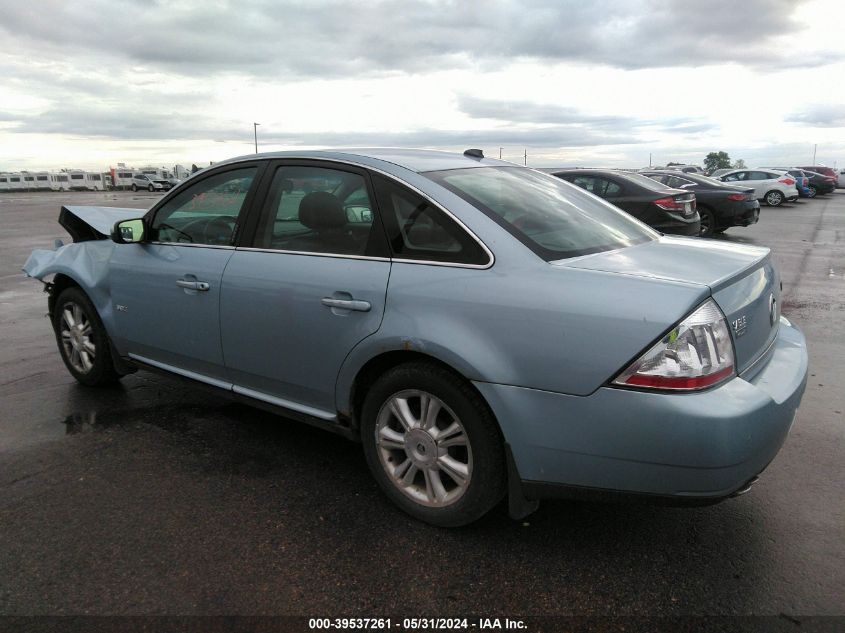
[0,191,843,619]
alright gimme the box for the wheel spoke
[72,304,83,326]
[62,308,76,329]
[433,421,462,443]
[83,340,96,355]
[378,426,405,450]
[421,395,441,430]
[438,455,469,487]
[61,330,73,341]
[79,350,93,372]
[401,463,419,486]
[425,468,449,503]
[393,457,413,480]
[390,397,418,431]
[70,347,81,369]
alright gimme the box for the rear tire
[807,186,818,198]
[360,362,506,527]
[765,190,784,206]
[53,287,121,387]
[698,206,716,237]
[131,184,138,192]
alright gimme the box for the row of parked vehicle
[545,164,840,237]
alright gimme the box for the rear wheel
[807,186,818,198]
[765,190,784,206]
[361,362,505,527]
[698,206,716,237]
[131,184,138,192]
[53,287,120,387]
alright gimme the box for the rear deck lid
[556,236,780,372]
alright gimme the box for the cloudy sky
[1,0,844,172]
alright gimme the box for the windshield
[424,167,656,261]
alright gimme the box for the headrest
[298,191,346,230]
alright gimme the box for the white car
[837,168,845,189]
[717,169,799,207]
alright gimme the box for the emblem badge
[732,315,747,337]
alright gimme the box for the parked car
[23,149,808,527]
[655,164,704,174]
[796,165,837,182]
[759,168,812,198]
[131,173,172,192]
[801,170,837,197]
[640,170,759,237]
[717,170,799,206]
[838,168,845,189]
[551,168,700,236]
[709,168,734,178]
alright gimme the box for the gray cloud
[786,104,845,127]
[456,96,719,135]
[0,0,836,80]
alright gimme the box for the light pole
[254,122,260,154]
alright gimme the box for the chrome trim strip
[232,385,337,421]
[739,327,780,378]
[235,246,390,262]
[128,354,233,390]
[148,241,235,250]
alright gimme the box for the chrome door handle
[176,279,210,291]
[321,297,371,312]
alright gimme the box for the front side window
[426,166,655,262]
[253,165,382,256]
[150,167,257,246]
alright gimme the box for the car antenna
[463,149,484,159]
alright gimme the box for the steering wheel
[180,215,238,245]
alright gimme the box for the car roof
[207,148,513,174]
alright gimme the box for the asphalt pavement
[0,191,843,625]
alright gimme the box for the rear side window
[372,174,489,265]
[426,167,654,262]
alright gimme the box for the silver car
[23,149,808,526]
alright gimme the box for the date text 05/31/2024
[308,618,527,630]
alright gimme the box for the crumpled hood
[554,236,770,292]
[59,205,144,241]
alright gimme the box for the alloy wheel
[375,389,473,507]
[59,302,96,374]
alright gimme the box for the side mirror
[112,218,146,244]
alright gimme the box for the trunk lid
[556,237,780,373]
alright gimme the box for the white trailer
[6,173,24,191]
[112,168,136,190]
[49,173,70,191]
[32,172,52,190]
[0,174,8,192]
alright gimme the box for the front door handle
[321,297,371,312]
[176,279,210,291]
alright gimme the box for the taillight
[824,177,835,183]
[613,299,735,391]
[653,197,685,211]
[778,177,795,185]
[726,193,746,201]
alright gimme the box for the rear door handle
[176,279,210,291]
[321,297,371,312]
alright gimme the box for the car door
[109,163,263,384]
[219,161,391,417]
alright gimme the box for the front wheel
[148,184,155,192]
[131,184,138,192]
[53,287,120,386]
[361,363,505,527]
[765,190,784,206]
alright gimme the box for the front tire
[765,190,784,206]
[53,287,120,387]
[361,362,505,527]
[148,184,155,192]
[698,206,716,237]
[131,184,138,192]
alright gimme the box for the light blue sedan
[23,149,808,526]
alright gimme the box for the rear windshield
[424,166,655,261]
[612,171,675,192]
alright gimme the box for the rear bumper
[475,319,808,502]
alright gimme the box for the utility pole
[649,153,652,167]
[812,143,817,164]
[524,149,527,166]
[499,147,503,159]
[254,122,261,154]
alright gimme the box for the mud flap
[506,443,540,520]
